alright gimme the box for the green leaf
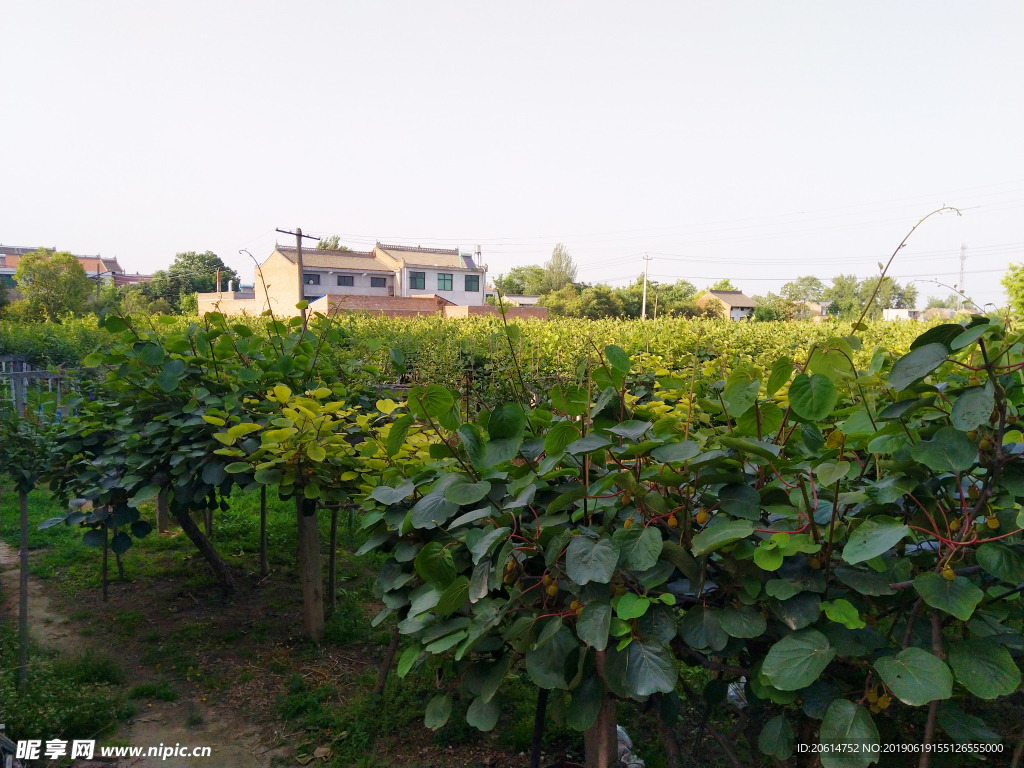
[937,704,1003,744]
[910,426,977,474]
[566,675,603,731]
[129,484,161,507]
[976,543,1024,585]
[607,420,652,442]
[82,352,105,367]
[911,323,964,351]
[435,576,470,615]
[397,646,422,678]
[951,323,992,350]
[469,526,510,564]
[719,605,767,638]
[691,518,754,556]
[565,535,620,585]
[762,629,836,691]
[888,343,948,391]
[874,647,953,706]
[414,541,457,590]
[445,480,492,506]
[130,520,153,539]
[613,525,663,571]
[951,383,995,432]
[842,517,908,565]
[724,367,760,417]
[488,403,527,439]
[110,531,132,554]
[409,493,459,529]
[650,440,700,464]
[466,696,500,731]
[604,637,677,698]
[789,374,838,421]
[482,436,523,468]
[371,481,415,505]
[605,344,631,373]
[820,599,866,630]
[457,424,487,468]
[424,694,452,730]
[577,603,612,651]
[754,541,784,571]
[819,699,880,768]
[816,461,851,487]
[545,421,581,455]
[718,483,761,520]
[679,607,728,651]
[386,415,414,457]
[306,444,326,462]
[759,714,795,760]
[104,315,129,333]
[766,357,794,397]
[525,625,577,689]
[914,572,984,621]
[946,638,1022,699]
[615,593,650,620]
[82,529,106,548]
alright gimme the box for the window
[337,275,354,287]
[370,276,387,288]
[409,271,425,290]
[465,274,480,292]
[437,273,453,291]
[303,273,320,286]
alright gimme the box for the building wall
[401,266,486,305]
[300,268,397,298]
[310,294,451,318]
[197,297,267,316]
[256,251,301,316]
[729,307,753,321]
[442,305,548,320]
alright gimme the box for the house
[882,308,922,321]
[801,301,832,322]
[0,245,153,288]
[197,241,546,319]
[484,288,542,306]
[696,290,758,321]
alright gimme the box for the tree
[1002,264,1024,315]
[578,285,624,319]
[780,275,826,303]
[613,277,698,319]
[494,265,546,296]
[13,250,94,321]
[751,292,790,321]
[167,251,238,296]
[858,276,917,320]
[710,278,737,291]
[823,273,862,320]
[542,244,578,293]
[537,284,581,316]
[316,236,350,251]
[926,294,960,310]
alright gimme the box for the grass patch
[128,681,178,702]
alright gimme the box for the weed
[114,609,144,637]
[128,681,178,702]
[185,705,204,726]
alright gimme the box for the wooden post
[373,626,401,696]
[101,523,109,602]
[583,651,617,768]
[295,494,324,641]
[204,506,213,537]
[259,486,268,577]
[156,488,170,534]
[18,489,29,689]
[328,505,338,612]
[530,688,549,768]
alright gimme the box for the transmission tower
[958,243,967,310]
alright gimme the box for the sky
[2,1,1022,309]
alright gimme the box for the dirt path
[0,540,274,768]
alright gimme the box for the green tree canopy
[710,278,738,291]
[494,265,546,296]
[316,235,350,251]
[13,250,94,321]
[926,294,961,310]
[1001,264,1024,315]
[542,244,578,293]
[780,275,826,303]
[537,284,581,316]
[824,273,863,320]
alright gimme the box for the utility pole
[640,254,653,320]
[958,243,968,310]
[276,227,320,328]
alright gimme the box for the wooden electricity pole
[276,227,320,329]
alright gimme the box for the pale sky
[2,2,1022,309]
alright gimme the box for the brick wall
[442,305,548,320]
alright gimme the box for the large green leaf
[488,403,527,439]
[914,572,984,621]
[566,675,603,731]
[435,576,470,615]
[888,343,948,392]
[469,526,509,564]
[414,541,457,589]
[613,525,663,571]
[762,629,836,691]
[789,374,838,421]
[724,367,760,417]
[565,535,620,585]
[525,625,578,689]
[409,493,459,529]
[545,421,581,455]
[759,714,795,760]
[371,480,415,505]
[719,605,767,638]
[604,637,677,698]
[937,704,1002,744]
[976,543,1024,585]
[605,344,631,373]
[951,383,995,432]
[424,694,452,730]
[445,480,492,506]
[679,606,728,651]
[466,695,501,731]
[691,518,754,556]
[411,385,455,419]
[910,426,977,474]
[911,323,964,351]
[576,603,612,651]
[718,483,761,520]
[766,357,793,397]
[650,440,700,464]
[819,699,880,768]
[842,517,908,565]
[874,648,953,706]
[951,323,992,350]
[946,638,1022,699]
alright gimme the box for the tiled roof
[706,290,758,307]
[275,246,392,272]
[376,242,459,256]
[376,243,475,270]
